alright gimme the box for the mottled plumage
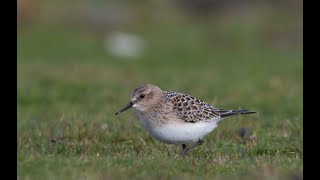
[116,84,256,157]
[165,91,221,122]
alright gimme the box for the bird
[115,84,256,157]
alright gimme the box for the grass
[18,9,302,179]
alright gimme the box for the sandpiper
[116,84,256,157]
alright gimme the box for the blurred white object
[105,32,145,59]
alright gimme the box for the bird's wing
[164,91,224,123]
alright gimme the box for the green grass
[18,11,302,179]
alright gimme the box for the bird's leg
[178,144,188,157]
[178,139,204,157]
[187,139,204,151]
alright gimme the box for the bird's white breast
[138,112,218,144]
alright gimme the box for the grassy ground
[18,10,302,179]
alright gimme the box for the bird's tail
[219,109,256,118]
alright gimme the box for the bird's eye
[140,94,145,98]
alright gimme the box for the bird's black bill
[115,101,134,115]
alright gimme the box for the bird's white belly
[138,113,218,144]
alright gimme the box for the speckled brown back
[164,91,226,122]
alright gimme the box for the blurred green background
[17,0,302,179]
